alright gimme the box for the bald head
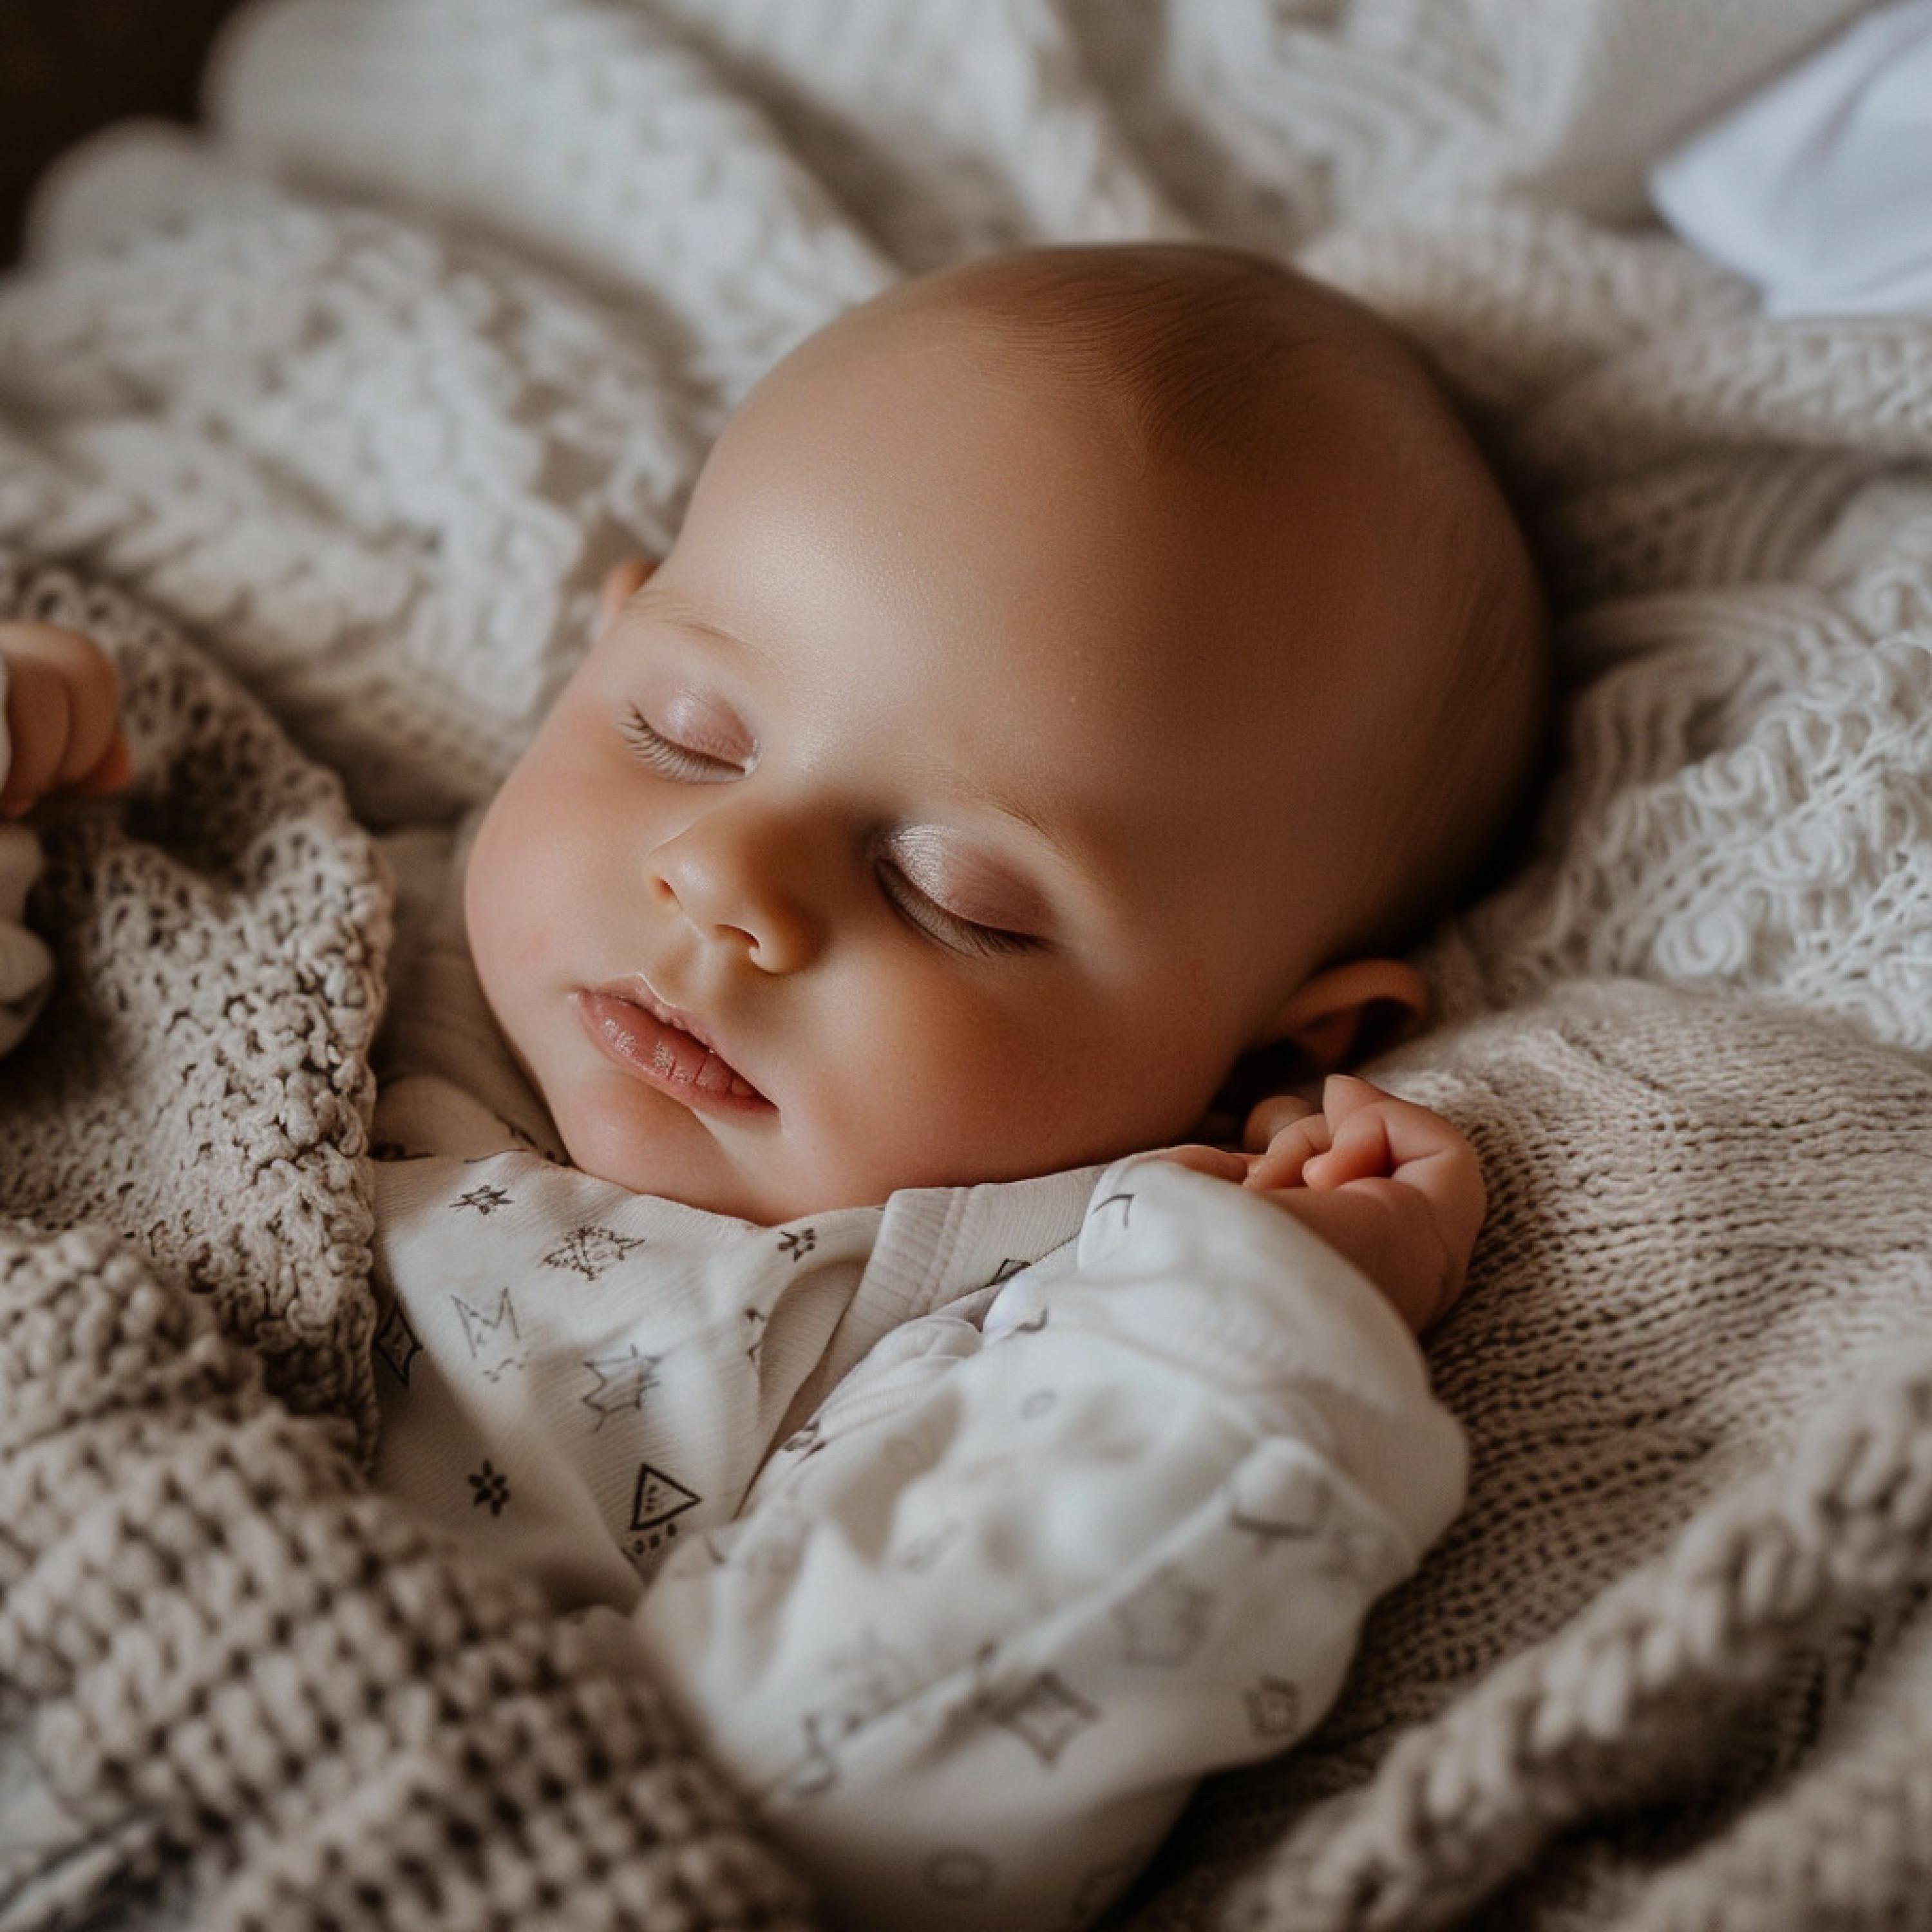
[882,243,1551,964]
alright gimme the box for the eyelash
[621,705,743,783]
[876,862,1042,959]
[621,704,1041,960]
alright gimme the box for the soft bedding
[3,2,1932,1929]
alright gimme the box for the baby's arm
[629,1153,1467,1932]
[0,625,131,1056]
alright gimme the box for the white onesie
[365,816,1469,1932]
[0,759,1466,1932]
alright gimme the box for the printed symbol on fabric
[924,1850,995,1899]
[451,1289,525,1380]
[1088,1190,1135,1231]
[892,1520,961,1575]
[989,1257,1028,1285]
[628,1463,701,1558]
[1115,1564,1213,1667]
[1244,1676,1302,1741]
[743,1305,767,1365]
[580,1345,659,1428]
[989,1671,1100,1768]
[1228,1460,1329,1553]
[819,1629,918,1739]
[468,1460,511,1517]
[373,1299,423,1387]
[1319,1521,1387,1588]
[785,1713,841,1799]
[543,1223,645,1281]
[1019,1388,1057,1420]
[450,1183,512,1216]
[781,1417,827,1460]
[777,1226,817,1261]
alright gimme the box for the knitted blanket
[3,2,1931,1928]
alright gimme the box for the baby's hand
[1157,1075,1483,1334]
[0,624,132,819]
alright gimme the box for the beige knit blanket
[3,2,1932,1927]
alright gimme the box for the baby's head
[466,245,1547,1222]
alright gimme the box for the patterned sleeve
[0,658,56,1059]
[630,1155,1468,1932]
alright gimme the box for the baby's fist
[0,624,131,819]
[1242,1074,1484,1334]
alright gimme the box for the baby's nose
[649,818,820,974]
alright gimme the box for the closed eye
[621,705,743,782]
[876,860,1042,960]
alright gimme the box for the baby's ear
[1260,958,1429,1074]
[596,555,659,632]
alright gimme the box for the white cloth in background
[0,659,55,1060]
[1650,0,1932,316]
[367,821,1466,1932]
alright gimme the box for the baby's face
[466,296,1405,1221]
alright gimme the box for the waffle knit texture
[2,1,1932,1929]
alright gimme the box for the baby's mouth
[574,982,773,1115]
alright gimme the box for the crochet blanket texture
[3,1,1931,1927]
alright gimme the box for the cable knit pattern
[3,3,1932,1929]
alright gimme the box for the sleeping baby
[0,244,1547,1931]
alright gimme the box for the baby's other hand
[1239,1074,1483,1334]
[0,624,132,819]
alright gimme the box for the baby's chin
[545,1081,872,1226]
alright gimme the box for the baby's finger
[52,672,122,791]
[0,657,73,816]
[1244,1110,1331,1192]
[71,728,134,797]
[1242,1091,1316,1153]
[1303,1103,1396,1189]
[1151,1143,1253,1184]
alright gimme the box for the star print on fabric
[1244,1675,1302,1741]
[989,1256,1028,1285]
[892,1520,961,1575]
[1088,1190,1136,1231]
[781,1417,826,1459]
[777,1226,817,1261]
[627,1463,701,1558]
[785,1714,840,1799]
[1115,1564,1214,1667]
[468,1461,511,1516]
[818,1629,919,1741]
[373,1300,422,1387]
[580,1346,659,1428]
[923,1850,995,1899]
[450,1183,512,1216]
[743,1306,767,1365]
[542,1223,645,1281]
[1319,1520,1388,1588]
[989,1671,1100,1768]
[451,1288,525,1380]
[1228,1459,1330,1552]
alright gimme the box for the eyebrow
[623,587,777,670]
